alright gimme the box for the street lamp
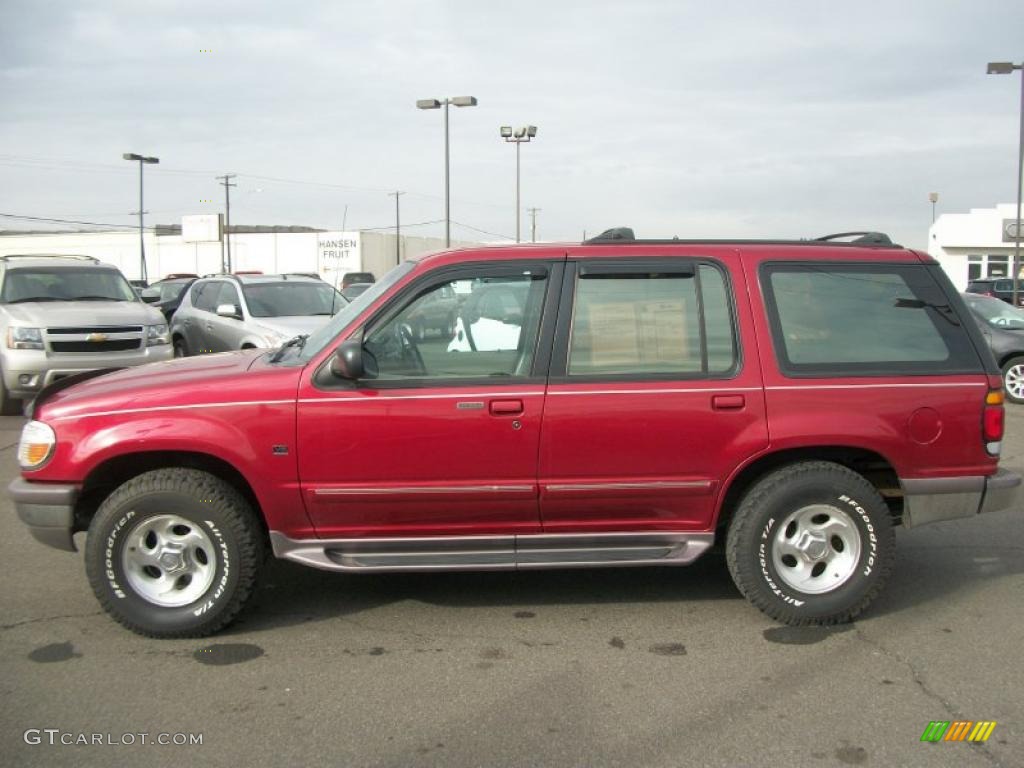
[416,95,478,247]
[987,61,1024,306]
[928,192,939,223]
[122,153,159,283]
[500,125,538,242]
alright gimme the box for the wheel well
[241,343,256,349]
[716,447,902,534]
[998,352,1024,369]
[73,451,267,537]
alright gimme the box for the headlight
[7,327,43,350]
[146,324,169,346]
[18,421,55,470]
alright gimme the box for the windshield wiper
[269,334,309,363]
[5,296,68,303]
[71,295,128,301]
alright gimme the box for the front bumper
[3,346,173,399]
[8,478,80,551]
[901,468,1022,528]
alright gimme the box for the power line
[450,219,514,241]
[0,212,145,230]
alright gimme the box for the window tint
[762,264,981,375]
[214,282,240,310]
[192,282,219,312]
[566,262,736,377]
[363,270,547,381]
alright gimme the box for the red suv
[10,230,1020,637]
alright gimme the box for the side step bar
[269,531,715,573]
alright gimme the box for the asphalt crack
[1,611,103,632]
[853,626,1004,767]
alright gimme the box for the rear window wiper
[269,334,309,363]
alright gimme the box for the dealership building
[928,202,1024,290]
[0,219,476,286]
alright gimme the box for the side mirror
[216,303,242,319]
[330,340,364,380]
[140,288,160,303]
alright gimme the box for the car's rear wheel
[1002,356,1024,403]
[726,461,895,626]
[85,469,264,638]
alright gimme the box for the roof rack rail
[814,231,893,245]
[584,227,636,243]
[0,253,100,263]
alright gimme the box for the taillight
[984,389,1004,455]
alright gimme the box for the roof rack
[0,253,100,262]
[814,231,893,245]
[582,228,900,248]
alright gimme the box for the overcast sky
[1,0,1022,249]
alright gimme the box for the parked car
[0,254,171,415]
[340,282,372,301]
[9,230,1019,637]
[962,291,1024,403]
[341,271,375,290]
[965,277,1024,306]
[140,276,196,322]
[169,273,345,356]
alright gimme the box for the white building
[0,225,478,286]
[928,203,1024,290]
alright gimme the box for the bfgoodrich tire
[726,461,895,626]
[85,469,265,638]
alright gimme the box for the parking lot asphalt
[0,411,1021,768]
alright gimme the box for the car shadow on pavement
[229,551,743,636]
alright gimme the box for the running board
[268,531,715,573]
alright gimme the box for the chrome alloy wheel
[1004,363,1024,401]
[122,514,217,607]
[771,504,862,595]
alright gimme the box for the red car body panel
[22,241,1001,543]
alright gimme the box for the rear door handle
[489,399,524,416]
[712,394,745,410]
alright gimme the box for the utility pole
[388,191,405,266]
[528,207,541,242]
[216,174,237,273]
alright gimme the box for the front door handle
[712,394,745,410]
[489,399,524,416]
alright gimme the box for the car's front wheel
[1002,356,1024,404]
[726,461,895,626]
[85,469,264,638]
[172,336,189,358]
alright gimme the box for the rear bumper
[8,478,80,551]
[901,469,1021,528]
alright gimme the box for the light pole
[388,190,405,266]
[216,174,237,273]
[122,153,159,283]
[987,61,1024,306]
[929,192,939,224]
[416,96,478,247]
[500,125,537,242]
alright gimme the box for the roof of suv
[0,254,106,268]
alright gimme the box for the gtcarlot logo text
[24,729,203,746]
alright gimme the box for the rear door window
[761,263,982,376]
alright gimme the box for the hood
[2,300,164,327]
[255,315,334,338]
[35,349,301,422]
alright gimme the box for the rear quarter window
[761,263,982,377]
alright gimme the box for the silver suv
[0,254,172,414]
[169,273,344,356]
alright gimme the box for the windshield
[155,280,191,301]
[297,261,417,362]
[965,293,1024,330]
[242,281,345,318]
[1,267,138,303]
